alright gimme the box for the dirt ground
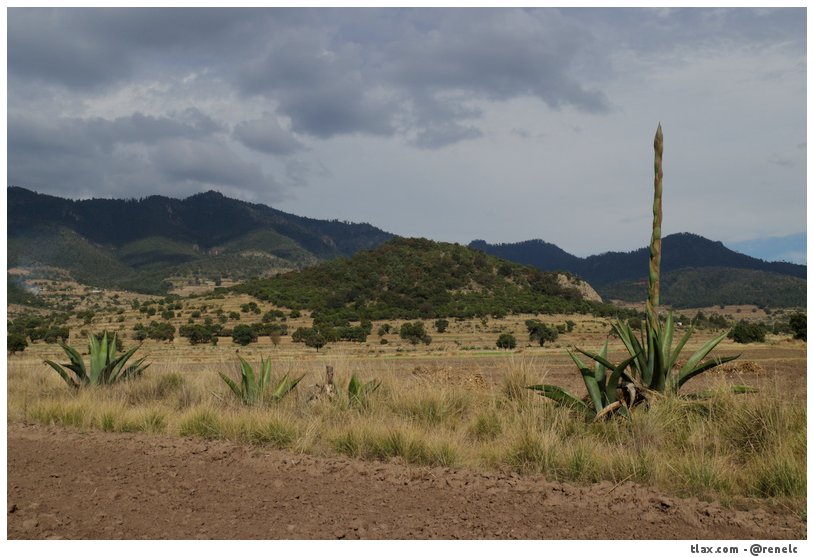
[7,423,805,540]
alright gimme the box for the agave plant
[529,124,739,419]
[44,332,149,389]
[218,355,303,405]
[347,374,381,408]
[529,341,640,420]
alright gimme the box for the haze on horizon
[6,7,807,263]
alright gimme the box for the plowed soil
[7,423,805,540]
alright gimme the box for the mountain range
[7,187,807,308]
[8,186,393,293]
[469,235,806,308]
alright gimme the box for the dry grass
[8,351,806,512]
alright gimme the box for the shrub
[789,313,806,341]
[232,324,259,346]
[400,322,431,345]
[292,327,327,351]
[496,333,517,350]
[525,319,558,346]
[8,333,27,354]
[729,321,766,344]
[434,319,449,333]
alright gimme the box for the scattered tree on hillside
[789,313,806,341]
[232,324,259,346]
[399,322,432,345]
[496,333,516,350]
[8,333,27,354]
[525,319,558,346]
[728,320,766,344]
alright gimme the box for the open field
[7,422,805,539]
[7,299,807,539]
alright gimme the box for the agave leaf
[116,357,150,382]
[677,354,740,389]
[677,331,731,384]
[527,384,594,418]
[108,345,143,383]
[661,311,674,366]
[594,340,609,385]
[651,327,667,393]
[606,352,642,405]
[57,342,87,382]
[89,333,107,385]
[643,320,656,387]
[44,360,80,389]
[239,357,257,402]
[568,349,603,414]
[613,321,646,381]
[271,373,304,401]
[668,327,694,374]
[218,372,243,400]
[260,357,272,392]
[348,374,361,398]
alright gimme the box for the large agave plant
[529,124,739,419]
[44,332,149,389]
[218,355,303,406]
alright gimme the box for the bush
[146,321,175,342]
[728,320,766,344]
[525,319,558,346]
[789,313,806,341]
[8,333,27,354]
[435,319,449,333]
[496,333,517,350]
[292,327,326,351]
[232,324,259,346]
[400,322,431,345]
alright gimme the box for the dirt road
[6,423,805,539]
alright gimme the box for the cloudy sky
[6,7,807,261]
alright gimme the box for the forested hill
[233,237,633,321]
[470,233,806,285]
[470,233,806,308]
[8,187,394,293]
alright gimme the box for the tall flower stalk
[528,124,739,419]
[647,123,663,324]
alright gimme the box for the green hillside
[8,187,394,294]
[600,267,807,308]
[233,237,634,322]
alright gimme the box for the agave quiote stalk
[528,123,740,419]
[647,123,663,327]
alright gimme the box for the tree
[525,319,558,346]
[789,313,806,341]
[728,320,766,344]
[8,333,27,354]
[147,321,175,342]
[435,319,449,333]
[232,324,259,346]
[496,333,516,350]
[400,321,431,345]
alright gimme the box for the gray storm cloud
[6,7,806,256]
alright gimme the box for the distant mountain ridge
[470,233,806,308]
[8,186,394,293]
